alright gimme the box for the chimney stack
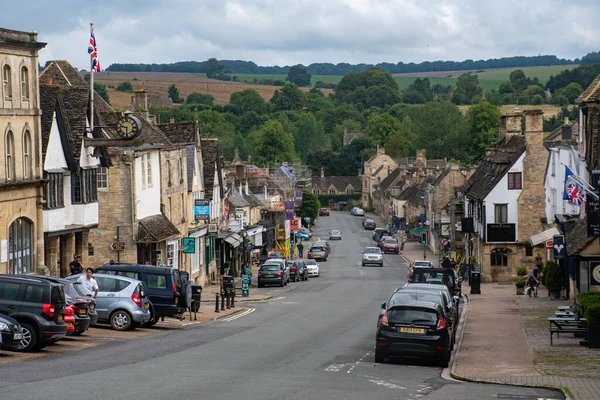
[562,118,572,140]
[149,115,157,125]
[169,117,175,124]
[499,111,523,140]
[134,89,149,120]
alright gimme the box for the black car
[408,268,462,298]
[403,283,459,336]
[376,300,451,367]
[290,260,308,282]
[96,264,185,325]
[374,230,392,243]
[0,312,23,350]
[363,219,377,230]
[0,275,67,351]
[258,263,286,287]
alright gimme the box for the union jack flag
[563,166,585,206]
[88,26,100,72]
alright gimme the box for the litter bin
[222,275,234,293]
[470,270,481,294]
[190,284,202,312]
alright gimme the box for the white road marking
[359,270,367,276]
[368,379,407,390]
[325,363,346,372]
[220,308,256,322]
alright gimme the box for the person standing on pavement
[78,267,99,299]
[69,254,83,275]
[297,242,304,258]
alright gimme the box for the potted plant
[515,278,526,295]
[543,261,563,300]
[516,266,527,278]
[584,302,600,348]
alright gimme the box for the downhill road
[0,212,562,400]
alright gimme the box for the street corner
[214,307,255,322]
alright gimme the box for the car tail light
[42,304,55,318]
[258,272,262,277]
[380,313,389,327]
[278,271,283,277]
[436,317,447,331]
[131,293,142,308]
[65,307,74,316]
[72,305,81,314]
[172,282,177,294]
[291,267,296,272]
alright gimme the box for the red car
[319,208,330,216]
[381,238,400,254]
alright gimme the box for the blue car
[295,232,310,240]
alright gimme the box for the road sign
[440,238,449,247]
[182,237,196,254]
[110,241,126,251]
[545,239,554,250]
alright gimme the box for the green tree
[229,89,267,114]
[509,70,528,92]
[295,190,320,224]
[168,84,183,103]
[293,114,328,163]
[197,110,236,158]
[523,85,544,97]
[385,132,408,158]
[499,81,514,95]
[186,92,214,105]
[250,120,297,166]
[335,68,399,106]
[338,136,376,175]
[466,101,501,162]
[94,83,110,104]
[402,78,433,104]
[203,58,224,79]
[270,83,306,111]
[287,64,312,87]
[116,81,133,92]
[554,82,584,104]
[365,112,402,146]
[451,74,482,105]
[331,119,363,152]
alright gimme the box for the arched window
[5,131,15,181]
[3,65,12,99]
[9,217,33,274]
[23,130,32,179]
[20,66,29,99]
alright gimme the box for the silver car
[67,274,151,331]
[362,247,383,267]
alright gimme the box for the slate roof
[40,61,88,88]
[565,217,594,255]
[137,213,180,243]
[462,135,526,201]
[244,191,264,207]
[201,138,219,200]
[157,121,196,144]
[371,164,384,177]
[378,168,402,191]
[312,176,361,192]
[228,188,250,208]
[396,185,420,201]
[406,177,436,206]
[544,121,578,144]
[432,166,452,187]
[577,73,600,103]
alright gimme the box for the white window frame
[97,167,108,190]
[146,153,153,187]
[167,240,179,269]
[20,66,29,100]
[141,154,147,189]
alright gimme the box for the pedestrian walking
[297,242,304,258]
[69,254,83,275]
[78,267,99,299]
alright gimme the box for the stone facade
[160,146,187,268]
[361,147,398,208]
[0,28,46,275]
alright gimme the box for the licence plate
[144,303,149,309]
[79,309,86,315]
[175,297,178,304]
[58,315,63,321]
[14,332,23,340]
[400,327,426,334]
[67,323,74,329]
[266,274,274,278]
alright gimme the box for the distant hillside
[106,53,599,76]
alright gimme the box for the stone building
[361,147,398,208]
[311,168,361,195]
[0,28,46,275]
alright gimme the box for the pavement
[0,211,562,400]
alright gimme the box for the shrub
[516,266,527,277]
[579,292,600,309]
[584,303,600,325]
[515,278,526,288]
[116,81,133,92]
[543,261,563,292]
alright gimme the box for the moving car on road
[375,300,451,367]
[353,208,365,216]
[363,219,377,230]
[319,208,330,216]
[329,230,342,240]
[373,230,391,243]
[380,237,400,254]
[308,244,328,261]
[362,247,383,267]
[303,259,320,277]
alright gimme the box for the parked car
[375,300,451,367]
[67,273,151,331]
[35,276,97,329]
[354,208,365,216]
[295,232,310,241]
[95,264,185,325]
[258,263,287,287]
[362,247,383,267]
[314,240,331,254]
[0,275,67,352]
[372,228,386,240]
[351,207,359,215]
[329,230,343,240]
[265,258,290,284]
[408,259,433,275]
[363,219,377,230]
[298,228,312,238]
[308,244,328,261]
[374,230,392,243]
[377,236,395,248]
[380,238,400,254]
[409,268,463,298]
[0,313,23,350]
[403,283,459,332]
[319,208,330,216]
[303,259,320,277]
[64,305,76,336]
[290,260,308,282]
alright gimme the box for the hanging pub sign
[553,236,565,259]
[285,201,295,220]
[587,171,600,237]
[294,190,303,207]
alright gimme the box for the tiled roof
[544,121,578,144]
[406,177,436,206]
[40,61,88,88]
[157,121,196,144]
[228,189,250,208]
[577,73,600,103]
[312,176,361,192]
[201,138,219,200]
[565,217,594,255]
[378,168,401,191]
[462,135,526,201]
[396,185,420,201]
[137,213,180,243]
[131,92,173,109]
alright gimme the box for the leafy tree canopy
[250,120,297,166]
[203,58,224,78]
[295,190,320,224]
[186,92,214,105]
[229,89,267,114]
[270,83,306,111]
[168,84,183,103]
[287,64,312,87]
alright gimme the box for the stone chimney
[376,146,385,155]
[518,109,547,242]
[245,180,249,195]
[169,117,175,124]
[499,110,522,140]
[320,167,324,178]
[134,89,149,120]
[415,149,427,167]
[562,118,572,140]
[148,115,157,125]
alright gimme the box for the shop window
[490,248,508,266]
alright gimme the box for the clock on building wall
[592,262,600,286]
[116,115,142,139]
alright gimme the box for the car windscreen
[310,246,324,251]
[411,270,455,286]
[303,260,317,265]
[384,239,398,244]
[260,265,279,272]
[387,307,438,325]
[392,293,443,307]
[414,262,431,267]
[364,248,381,254]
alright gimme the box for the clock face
[592,263,600,286]
[117,116,141,139]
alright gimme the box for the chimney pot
[45,77,52,85]
[564,117,570,125]
[149,115,157,125]
[169,118,175,124]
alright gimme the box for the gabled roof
[157,121,196,144]
[137,213,180,243]
[244,191,264,207]
[40,61,88,88]
[432,166,452,187]
[378,168,402,191]
[565,217,594,255]
[312,176,361,192]
[396,185,420,201]
[228,189,250,208]
[406,177,436,206]
[578,73,600,103]
[544,121,578,145]
[462,135,526,201]
[201,138,219,200]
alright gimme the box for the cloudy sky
[2,0,599,70]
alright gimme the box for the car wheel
[16,323,39,352]
[71,330,84,337]
[374,348,386,363]
[110,310,133,331]
[439,351,450,368]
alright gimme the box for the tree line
[105,53,600,75]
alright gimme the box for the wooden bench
[548,317,587,346]
[555,311,575,317]
[557,305,575,310]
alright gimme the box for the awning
[224,233,242,248]
[528,227,561,247]
[246,227,265,237]
[410,226,426,235]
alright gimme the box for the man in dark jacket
[69,254,83,275]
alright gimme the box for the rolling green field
[226,64,578,92]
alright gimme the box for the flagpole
[90,22,95,135]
